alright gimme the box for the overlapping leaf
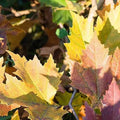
[102,79,120,120]
[0,51,66,119]
[70,33,113,104]
[96,5,120,54]
[6,51,62,104]
[64,12,86,61]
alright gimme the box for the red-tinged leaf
[102,101,120,120]
[71,33,113,100]
[102,79,120,106]
[83,102,96,120]
[81,32,110,69]
[102,79,120,120]
[111,47,120,80]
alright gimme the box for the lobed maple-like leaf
[6,51,62,104]
[0,51,66,119]
[71,33,113,103]
[102,79,120,120]
[64,12,85,62]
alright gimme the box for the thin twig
[69,87,79,120]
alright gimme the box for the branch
[69,87,79,120]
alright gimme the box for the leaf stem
[69,87,79,120]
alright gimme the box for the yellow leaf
[64,12,86,62]
[6,51,62,104]
[11,110,20,120]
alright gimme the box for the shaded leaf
[102,79,120,106]
[102,79,120,120]
[62,112,76,120]
[83,102,96,120]
[52,10,72,26]
[11,110,20,120]
[56,28,68,39]
[39,0,67,7]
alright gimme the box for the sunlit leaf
[96,5,120,54]
[64,12,86,62]
[6,51,62,104]
[70,33,113,105]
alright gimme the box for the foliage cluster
[0,0,120,120]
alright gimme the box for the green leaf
[39,0,67,7]
[56,28,68,39]
[98,19,120,54]
[55,92,89,115]
[53,10,72,26]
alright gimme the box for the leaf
[102,79,120,106]
[97,19,120,54]
[83,102,96,120]
[11,110,20,120]
[56,28,68,39]
[0,52,66,119]
[64,12,86,62]
[70,33,113,104]
[52,10,72,26]
[6,51,62,104]
[39,0,67,7]
[96,5,120,54]
[102,79,120,120]
[55,91,89,115]
[111,47,120,80]
[0,104,19,116]
[81,33,110,69]
[7,18,37,50]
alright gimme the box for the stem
[69,87,79,120]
